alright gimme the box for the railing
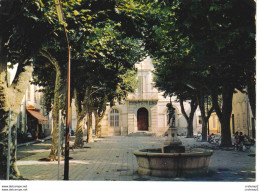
[127,92,158,101]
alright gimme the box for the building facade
[208,90,255,138]
[17,84,51,139]
[8,64,51,140]
[98,57,199,137]
[63,65,257,139]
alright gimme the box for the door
[110,109,120,135]
[137,108,148,131]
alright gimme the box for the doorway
[137,107,148,131]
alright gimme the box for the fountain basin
[133,148,213,178]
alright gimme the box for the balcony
[127,92,158,101]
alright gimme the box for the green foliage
[127,0,255,102]
[30,0,145,113]
[0,1,53,66]
[129,0,255,144]
[174,0,255,91]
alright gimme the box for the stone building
[98,57,199,137]
[66,57,257,139]
[8,64,50,140]
[208,90,255,138]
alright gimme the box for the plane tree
[0,0,54,179]
[120,0,255,145]
[33,0,145,155]
[119,1,202,138]
[151,0,255,145]
[71,25,142,147]
[73,68,138,147]
[154,55,212,138]
[173,0,256,146]
[64,0,145,147]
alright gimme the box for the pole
[64,33,71,181]
[54,0,71,180]
[246,97,250,136]
[16,113,19,159]
[58,110,61,180]
[207,96,209,135]
[7,109,12,180]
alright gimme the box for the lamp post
[6,109,12,180]
[207,96,209,135]
[54,0,71,180]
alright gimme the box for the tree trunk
[94,98,107,138]
[201,118,207,141]
[197,94,206,141]
[48,67,62,160]
[0,61,33,179]
[180,97,198,138]
[186,105,197,138]
[0,59,9,180]
[94,110,100,138]
[247,79,255,119]
[0,9,33,179]
[197,93,214,141]
[211,84,234,147]
[220,86,233,147]
[86,108,94,143]
[73,89,85,148]
[74,113,85,148]
[40,51,63,161]
[186,117,194,138]
[94,109,106,138]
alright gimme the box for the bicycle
[194,133,202,142]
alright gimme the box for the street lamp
[54,0,71,180]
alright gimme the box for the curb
[17,136,52,147]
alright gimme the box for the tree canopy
[121,0,255,145]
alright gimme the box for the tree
[152,58,199,137]
[174,0,255,146]
[32,0,145,152]
[0,0,52,179]
[66,0,145,147]
[34,49,66,161]
[93,69,138,138]
[197,93,214,141]
[124,0,255,146]
[71,36,141,147]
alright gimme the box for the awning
[27,109,49,124]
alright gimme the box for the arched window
[110,109,119,127]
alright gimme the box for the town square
[0,1,257,191]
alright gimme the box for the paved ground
[16,135,256,182]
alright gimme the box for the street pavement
[16,135,256,182]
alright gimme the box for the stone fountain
[133,103,213,178]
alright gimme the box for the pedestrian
[234,131,239,150]
[238,132,244,151]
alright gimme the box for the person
[208,133,215,143]
[243,134,249,143]
[234,131,239,150]
[238,132,244,151]
[239,132,244,142]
